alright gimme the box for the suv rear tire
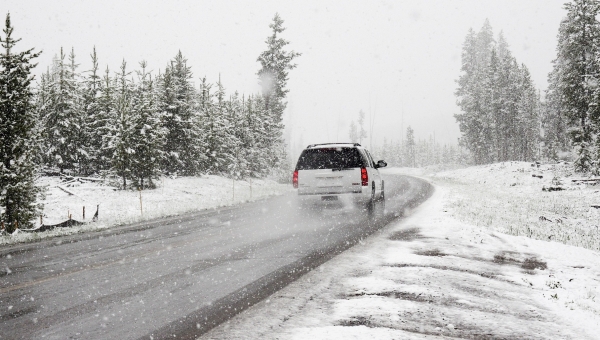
[365,183,376,214]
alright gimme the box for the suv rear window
[296,148,365,170]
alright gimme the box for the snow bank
[1,175,291,246]
[426,161,600,252]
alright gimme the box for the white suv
[292,143,387,210]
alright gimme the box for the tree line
[454,20,541,165]
[457,1,600,174]
[0,13,299,230]
[345,108,465,168]
[373,126,468,168]
[545,0,600,173]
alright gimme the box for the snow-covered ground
[1,175,291,246]
[202,164,600,339]
[431,162,600,252]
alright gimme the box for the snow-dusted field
[1,175,291,246]
[430,162,600,251]
[202,164,600,339]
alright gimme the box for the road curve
[0,174,432,339]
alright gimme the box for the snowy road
[203,177,600,340]
[0,174,432,339]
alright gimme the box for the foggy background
[6,0,566,159]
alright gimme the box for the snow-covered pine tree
[381,137,389,163]
[211,78,237,174]
[244,94,270,178]
[349,121,358,143]
[107,60,134,189]
[257,13,300,123]
[80,47,102,175]
[129,61,165,189]
[483,47,500,163]
[252,94,281,177]
[257,13,300,175]
[197,77,223,174]
[242,94,270,177]
[157,62,175,173]
[358,110,367,145]
[506,57,524,161]
[455,25,494,165]
[196,77,216,174]
[224,92,246,179]
[442,144,451,164]
[95,66,115,173]
[405,126,416,167]
[35,67,52,166]
[44,47,82,173]
[456,21,541,164]
[67,48,88,174]
[543,69,569,160]
[495,33,517,161]
[239,95,258,177]
[158,51,202,175]
[550,0,600,172]
[0,13,41,230]
[390,139,401,166]
[516,65,541,161]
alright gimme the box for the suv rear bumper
[296,187,372,204]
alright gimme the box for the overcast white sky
[6,0,566,158]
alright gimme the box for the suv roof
[305,142,362,149]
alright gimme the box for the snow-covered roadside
[1,175,291,246]
[202,180,600,339]
[426,162,600,252]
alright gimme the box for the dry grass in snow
[424,162,600,252]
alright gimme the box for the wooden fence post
[139,188,143,217]
[92,204,99,222]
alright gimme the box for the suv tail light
[361,167,368,186]
[293,170,299,188]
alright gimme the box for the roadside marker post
[139,188,143,217]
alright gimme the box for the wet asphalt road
[0,174,432,339]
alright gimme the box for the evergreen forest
[0,13,299,228]
[456,0,600,174]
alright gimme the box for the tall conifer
[550,0,600,171]
[130,61,165,188]
[0,13,41,230]
[257,14,300,172]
